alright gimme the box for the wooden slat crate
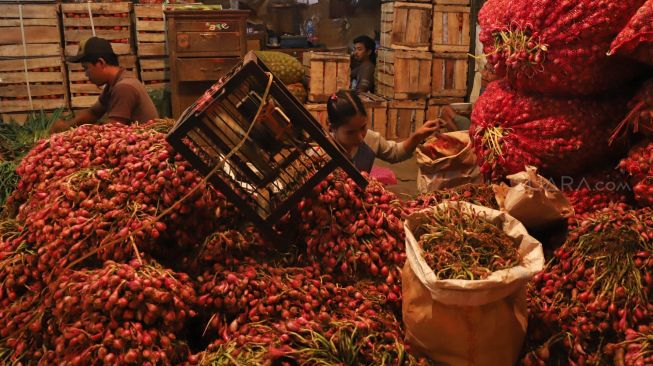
[359,92,389,139]
[304,103,328,130]
[0,57,68,114]
[425,97,464,120]
[139,58,170,91]
[380,2,432,51]
[302,52,350,103]
[432,5,471,53]
[305,94,389,137]
[387,99,426,140]
[431,52,468,97]
[0,4,61,58]
[1,109,65,125]
[67,55,137,109]
[433,0,470,4]
[381,0,430,4]
[376,48,432,100]
[62,2,133,57]
[134,4,166,57]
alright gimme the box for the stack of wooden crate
[62,2,135,109]
[0,4,68,123]
[377,0,471,139]
[134,4,170,95]
[429,0,470,116]
[377,0,432,140]
[303,51,351,128]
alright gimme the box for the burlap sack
[416,131,481,194]
[403,201,544,366]
[493,166,574,230]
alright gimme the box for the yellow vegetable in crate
[253,51,304,85]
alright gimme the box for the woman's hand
[402,119,447,153]
[414,120,446,141]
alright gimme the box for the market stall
[0,0,652,365]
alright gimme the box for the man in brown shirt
[50,37,159,133]
[350,35,376,93]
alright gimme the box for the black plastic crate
[166,51,367,241]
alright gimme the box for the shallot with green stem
[415,204,521,280]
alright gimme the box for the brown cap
[66,36,117,63]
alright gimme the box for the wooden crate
[381,0,430,4]
[0,57,68,114]
[380,2,432,51]
[376,48,432,100]
[134,4,166,57]
[1,109,67,125]
[433,0,470,4]
[67,55,137,109]
[432,5,471,53]
[304,103,328,130]
[62,2,133,57]
[0,4,61,58]
[387,99,426,140]
[139,58,170,91]
[302,52,350,103]
[431,52,468,97]
[359,92,389,139]
[425,97,464,120]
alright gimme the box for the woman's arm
[366,120,442,163]
[400,120,444,153]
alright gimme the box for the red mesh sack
[470,81,629,181]
[610,79,653,144]
[609,0,653,65]
[619,141,653,206]
[560,168,634,216]
[479,0,646,97]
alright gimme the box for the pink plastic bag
[370,166,398,186]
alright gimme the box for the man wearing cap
[50,37,159,133]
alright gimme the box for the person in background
[350,35,376,93]
[440,63,500,131]
[439,105,472,131]
[327,89,442,173]
[50,37,159,133]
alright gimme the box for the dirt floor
[374,157,420,199]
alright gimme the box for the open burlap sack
[416,131,482,193]
[403,201,544,366]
